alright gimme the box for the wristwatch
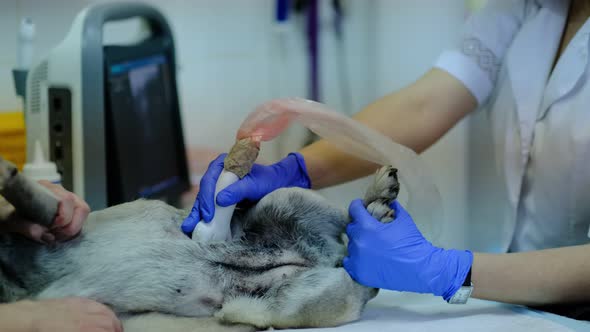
[447,267,473,304]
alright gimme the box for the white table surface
[281,291,590,332]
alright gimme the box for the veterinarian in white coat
[185,0,590,309]
[0,181,122,332]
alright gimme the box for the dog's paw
[363,166,399,223]
[215,297,272,328]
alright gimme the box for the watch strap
[448,266,473,304]
[463,266,472,286]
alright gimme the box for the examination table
[285,291,590,332]
[122,291,590,332]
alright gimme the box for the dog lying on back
[0,166,399,329]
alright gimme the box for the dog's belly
[35,199,322,317]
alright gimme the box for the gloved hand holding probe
[181,152,311,235]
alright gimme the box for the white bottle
[17,17,35,70]
[22,141,61,184]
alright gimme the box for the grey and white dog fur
[0,166,400,329]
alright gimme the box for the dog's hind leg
[215,267,376,329]
[216,167,400,329]
[362,166,399,223]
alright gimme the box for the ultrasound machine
[23,2,190,209]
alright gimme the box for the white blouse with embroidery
[432,0,590,252]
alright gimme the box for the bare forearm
[472,244,590,305]
[0,301,34,332]
[300,68,476,189]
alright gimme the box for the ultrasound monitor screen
[107,54,184,203]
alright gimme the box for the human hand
[0,181,90,244]
[343,199,472,301]
[181,152,311,235]
[4,297,122,332]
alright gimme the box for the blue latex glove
[181,152,311,235]
[343,199,473,301]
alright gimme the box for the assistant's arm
[472,245,590,305]
[0,301,32,332]
[302,0,528,189]
[0,298,123,332]
[300,68,477,189]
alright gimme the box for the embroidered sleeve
[461,37,501,84]
[434,0,528,106]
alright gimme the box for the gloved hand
[181,152,311,235]
[343,199,472,301]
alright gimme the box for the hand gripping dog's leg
[0,156,59,227]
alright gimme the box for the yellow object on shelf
[0,111,26,170]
